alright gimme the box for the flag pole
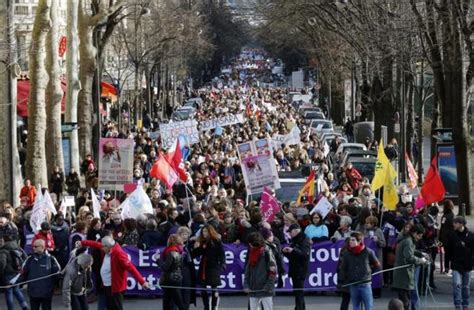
[377,189,384,223]
[184,184,193,226]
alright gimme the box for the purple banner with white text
[124,239,382,295]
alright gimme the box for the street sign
[394,123,400,133]
[61,122,78,132]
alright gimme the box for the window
[31,6,37,15]
[14,6,29,15]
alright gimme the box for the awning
[17,79,66,117]
[101,81,118,102]
[17,79,117,117]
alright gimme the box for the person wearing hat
[62,253,94,310]
[445,216,474,310]
[282,223,310,310]
[32,222,55,252]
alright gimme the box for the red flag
[260,187,280,223]
[420,156,445,205]
[165,139,188,182]
[405,152,418,189]
[150,155,178,189]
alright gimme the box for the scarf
[248,246,264,267]
[163,244,183,258]
[349,243,365,255]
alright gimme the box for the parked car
[339,150,377,172]
[184,97,203,109]
[347,157,377,182]
[334,143,368,162]
[171,106,196,121]
[353,121,374,143]
[309,119,334,136]
[298,106,322,116]
[303,111,326,125]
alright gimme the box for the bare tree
[45,0,64,177]
[26,0,51,186]
[77,0,124,159]
[0,0,22,205]
[66,0,81,174]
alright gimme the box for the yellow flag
[383,162,399,210]
[371,139,396,191]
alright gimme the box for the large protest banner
[124,239,382,295]
[200,113,244,131]
[159,120,199,149]
[98,138,134,190]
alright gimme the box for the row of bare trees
[0,0,246,204]
[254,0,473,212]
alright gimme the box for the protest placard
[159,120,199,149]
[310,196,334,219]
[272,126,301,148]
[98,138,134,191]
[199,113,244,131]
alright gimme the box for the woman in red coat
[78,236,149,310]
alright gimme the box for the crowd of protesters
[0,48,473,310]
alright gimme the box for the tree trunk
[0,0,21,205]
[406,73,415,162]
[77,0,96,159]
[45,0,64,179]
[449,3,473,214]
[66,0,81,173]
[373,56,396,142]
[26,0,51,186]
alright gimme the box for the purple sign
[124,239,382,295]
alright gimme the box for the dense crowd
[0,49,473,310]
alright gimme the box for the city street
[1,1,474,310]
[0,272,463,309]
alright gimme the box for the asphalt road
[0,271,465,309]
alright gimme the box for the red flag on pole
[405,152,418,189]
[150,155,178,189]
[420,156,445,205]
[165,139,188,182]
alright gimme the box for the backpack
[9,248,27,273]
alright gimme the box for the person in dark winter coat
[392,224,429,310]
[65,168,81,198]
[261,227,286,288]
[19,239,61,310]
[140,219,166,249]
[193,224,225,310]
[62,253,94,310]
[445,216,474,309]
[336,238,351,310]
[0,235,29,310]
[338,232,381,310]
[244,232,277,310]
[439,200,455,273]
[51,214,70,269]
[50,166,65,201]
[177,226,197,310]
[153,234,186,310]
[282,223,310,310]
